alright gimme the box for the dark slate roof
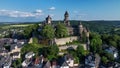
[65,11,69,16]
[10,43,22,51]
[65,54,74,60]
[58,56,69,67]
[46,15,52,20]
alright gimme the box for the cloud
[0,9,43,18]
[49,7,55,10]
[35,9,42,13]
[73,10,78,13]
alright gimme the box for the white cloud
[73,10,78,13]
[49,7,55,10]
[0,9,43,18]
[35,9,42,13]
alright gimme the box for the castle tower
[86,28,90,38]
[78,22,84,38]
[46,15,52,24]
[64,11,70,26]
[86,28,90,50]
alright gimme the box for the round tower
[46,15,52,24]
[86,29,90,38]
[78,22,83,37]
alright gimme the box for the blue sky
[0,0,120,22]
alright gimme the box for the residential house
[105,46,118,59]
[58,54,74,68]
[85,53,100,68]
[0,47,8,56]
[12,52,21,59]
[34,55,44,68]
[22,52,35,67]
[60,61,69,68]
[22,58,32,67]
[0,55,12,68]
[25,52,35,59]
[42,61,51,68]
[64,54,74,67]
[10,43,22,59]
[51,60,59,68]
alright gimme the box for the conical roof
[65,11,69,15]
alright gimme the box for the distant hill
[0,20,120,34]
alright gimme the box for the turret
[86,28,90,38]
[46,15,52,24]
[78,22,83,37]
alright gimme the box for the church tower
[64,11,70,26]
[46,15,52,24]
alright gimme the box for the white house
[64,54,74,67]
[2,56,12,68]
[25,52,35,59]
[85,53,100,68]
[60,62,69,68]
[22,58,32,67]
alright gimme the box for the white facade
[25,52,35,58]
[60,66,69,68]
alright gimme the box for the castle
[45,11,89,39]
[41,11,90,50]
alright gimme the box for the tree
[76,45,85,62]
[23,25,33,39]
[23,24,39,39]
[49,45,59,56]
[90,33,102,53]
[55,23,68,38]
[33,37,38,44]
[39,47,50,57]
[101,34,110,44]
[48,45,59,60]
[41,24,55,39]
[104,52,114,61]
[101,56,108,64]
[109,40,117,47]
[76,45,85,56]
[32,24,39,31]
[12,62,17,68]
[81,31,87,43]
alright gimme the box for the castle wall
[54,36,79,45]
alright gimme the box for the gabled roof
[43,60,51,68]
[61,61,68,66]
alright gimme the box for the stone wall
[59,44,87,51]
[54,36,79,45]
